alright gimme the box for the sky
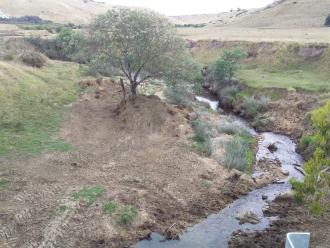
[102,0,276,16]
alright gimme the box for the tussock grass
[116,205,138,225]
[103,201,118,215]
[103,201,138,226]
[223,134,256,173]
[191,119,212,156]
[0,60,81,156]
[72,186,105,207]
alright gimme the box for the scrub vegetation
[291,101,330,215]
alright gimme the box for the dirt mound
[117,95,178,133]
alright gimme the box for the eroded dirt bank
[229,194,330,248]
[0,80,278,248]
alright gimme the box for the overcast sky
[102,0,275,16]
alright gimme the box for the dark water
[133,97,304,248]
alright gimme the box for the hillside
[227,0,330,28]
[0,0,113,24]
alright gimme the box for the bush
[116,205,138,225]
[325,14,330,27]
[192,138,212,157]
[290,101,330,215]
[251,113,270,129]
[19,51,46,68]
[217,124,241,135]
[80,53,117,77]
[237,95,270,119]
[218,85,240,109]
[191,119,212,156]
[212,48,246,82]
[192,119,211,142]
[2,53,14,61]
[165,85,192,107]
[26,28,85,61]
[224,134,255,172]
[298,135,320,159]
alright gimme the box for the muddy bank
[229,194,330,248]
[205,84,319,141]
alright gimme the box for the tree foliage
[27,28,85,61]
[325,14,330,27]
[89,8,189,95]
[212,48,246,82]
[291,101,330,215]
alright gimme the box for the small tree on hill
[89,8,187,96]
[212,48,246,82]
[325,14,330,27]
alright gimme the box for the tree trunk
[130,82,137,97]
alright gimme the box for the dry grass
[178,27,330,44]
[0,0,113,24]
[227,0,330,28]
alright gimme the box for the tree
[54,28,85,61]
[325,14,330,27]
[89,8,187,96]
[212,48,246,82]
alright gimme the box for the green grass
[103,201,117,215]
[72,186,105,207]
[115,205,138,225]
[0,60,81,156]
[238,68,330,92]
[0,179,9,189]
[102,201,138,226]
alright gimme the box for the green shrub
[325,14,330,27]
[72,186,105,207]
[26,28,85,62]
[2,53,14,61]
[115,205,138,225]
[218,85,240,108]
[192,119,211,142]
[0,179,9,189]
[80,53,117,77]
[298,135,320,159]
[290,101,330,215]
[191,119,212,156]
[224,134,255,172]
[239,96,258,119]
[252,114,270,129]
[192,138,212,156]
[217,124,240,135]
[19,51,46,68]
[237,95,269,120]
[212,48,246,82]
[165,85,192,107]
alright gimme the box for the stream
[133,96,304,248]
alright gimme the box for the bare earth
[1,80,280,248]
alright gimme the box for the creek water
[133,96,304,248]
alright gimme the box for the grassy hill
[228,0,330,28]
[0,0,113,24]
[0,59,81,155]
